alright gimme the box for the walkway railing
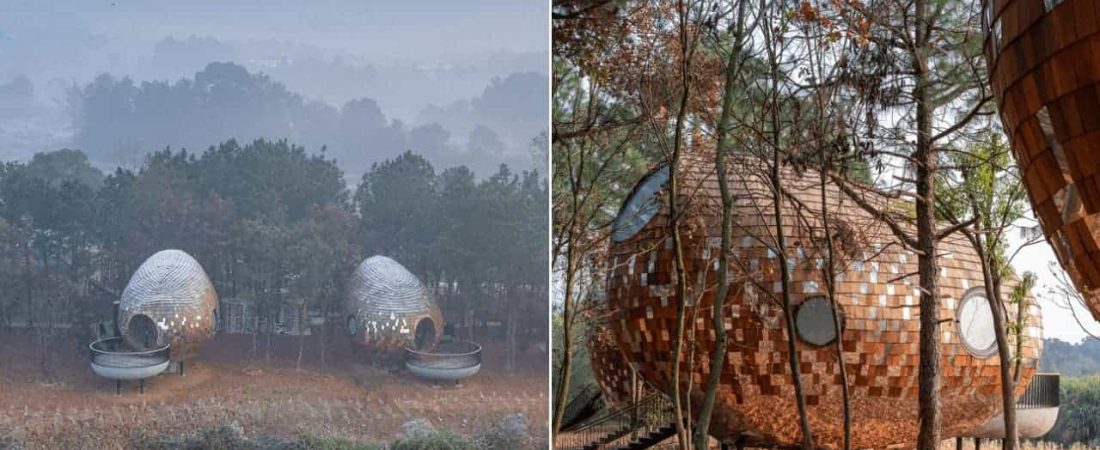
[1017,373,1059,409]
[556,391,674,450]
[559,384,606,431]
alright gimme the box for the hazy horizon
[0,0,549,177]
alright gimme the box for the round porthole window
[957,290,997,358]
[347,315,359,336]
[795,296,843,346]
[612,166,670,242]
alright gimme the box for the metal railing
[89,336,171,369]
[1017,373,1059,409]
[559,385,607,431]
[404,339,481,369]
[556,391,675,450]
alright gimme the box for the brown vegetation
[0,331,547,449]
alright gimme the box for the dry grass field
[0,330,548,449]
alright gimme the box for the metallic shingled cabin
[983,0,1100,320]
[601,155,1044,448]
[117,249,219,362]
[344,255,444,356]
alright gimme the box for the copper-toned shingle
[602,155,1043,447]
[986,0,1100,319]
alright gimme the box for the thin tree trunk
[319,301,328,366]
[694,4,746,442]
[913,1,942,446]
[551,254,577,437]
[763,6,813,447]
[972,229,1017,449]
[821,158,851,450]
[1013,293,1025,382]
[772,145,814,450]
[668,2,698,447]
[297,333,304,371]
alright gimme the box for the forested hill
[0,144,548,356]
[1040,338,1100,376]
[67,62,547,180]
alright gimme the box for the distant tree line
[1040,338,1100,377]
[1043,376,1100,446]
[68,62,542,178]
[0,141,546,374]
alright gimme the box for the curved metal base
[959,407,1060,439]
[406,362,481,382]
[91,357,170,381]
[89,336,171,384]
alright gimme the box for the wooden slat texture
[602,155,1043,448]
[987,0,1100,319]
[118,249,219,361]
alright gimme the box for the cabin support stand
[113,379,147,395]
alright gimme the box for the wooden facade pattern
[118,249,219,361]
[984,0,1100,320]
[603,156,1043,448]
[344,255,444,356]
[587,303,642,405]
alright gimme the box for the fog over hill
[0,0,548,178]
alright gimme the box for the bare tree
[551,68,645,436]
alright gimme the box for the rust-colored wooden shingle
[600,155,1043,448]
[986,0,1100,319]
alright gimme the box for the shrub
[1044,376,1100,445]
[390,430,477,450]
[295,434,383,450]
[474,413,533,449]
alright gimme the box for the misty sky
[0,0,548,176]
[1,0,547,64]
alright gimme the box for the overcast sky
[0,0,547,64]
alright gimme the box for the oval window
[795,296,843,346]
[612,166,670,242]
[957,290,997,358]
[347,315,359,336]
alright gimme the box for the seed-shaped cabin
[604,156,1044,448]
[984,0,1100,319]
[345,255,444,355]
[117,249,219,361]
[587,306,641,405]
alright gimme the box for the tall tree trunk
[551,254,577,437]
[913,1,942,446]
[772,143,814,450]
[972,230,1018,449]
[506,299,517,374]
[762,7,814,447]
[319,303,328,366]
[668,2,697,447]
[821,158,851,450]
[693,4,746,442]
[297,332,305,371]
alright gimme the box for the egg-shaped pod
[984,0,1100,319]
[345,255,444,356]
[117,249,219,361]
[587,305,642,406]
[604,155,1044,448]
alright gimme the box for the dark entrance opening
[414,317,436,350]
[126,314,159,350]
